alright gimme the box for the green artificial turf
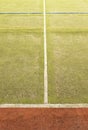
[0,0,43,12]
[46,14,88,32]
[48,32,88,103]
[1,0,88,13]
[0,0,88,104]
[0,15,43,31]
[46,0,88,103]
[0,32,44,103]
[46,0,88,12]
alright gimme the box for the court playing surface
[0,0,88,103]
[0,0,88,129]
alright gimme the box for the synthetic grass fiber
[0,32,44,103]
[48,32,88,103]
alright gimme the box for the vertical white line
[43,0,48,104]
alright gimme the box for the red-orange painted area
[0,108,88,130]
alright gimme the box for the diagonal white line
[43,0,48,104]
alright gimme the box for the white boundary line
[43,0,48,104]
[0,104,88,108]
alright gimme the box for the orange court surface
[0,108,88,130]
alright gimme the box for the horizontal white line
[0,12,88,14]
[0,104,88,108]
